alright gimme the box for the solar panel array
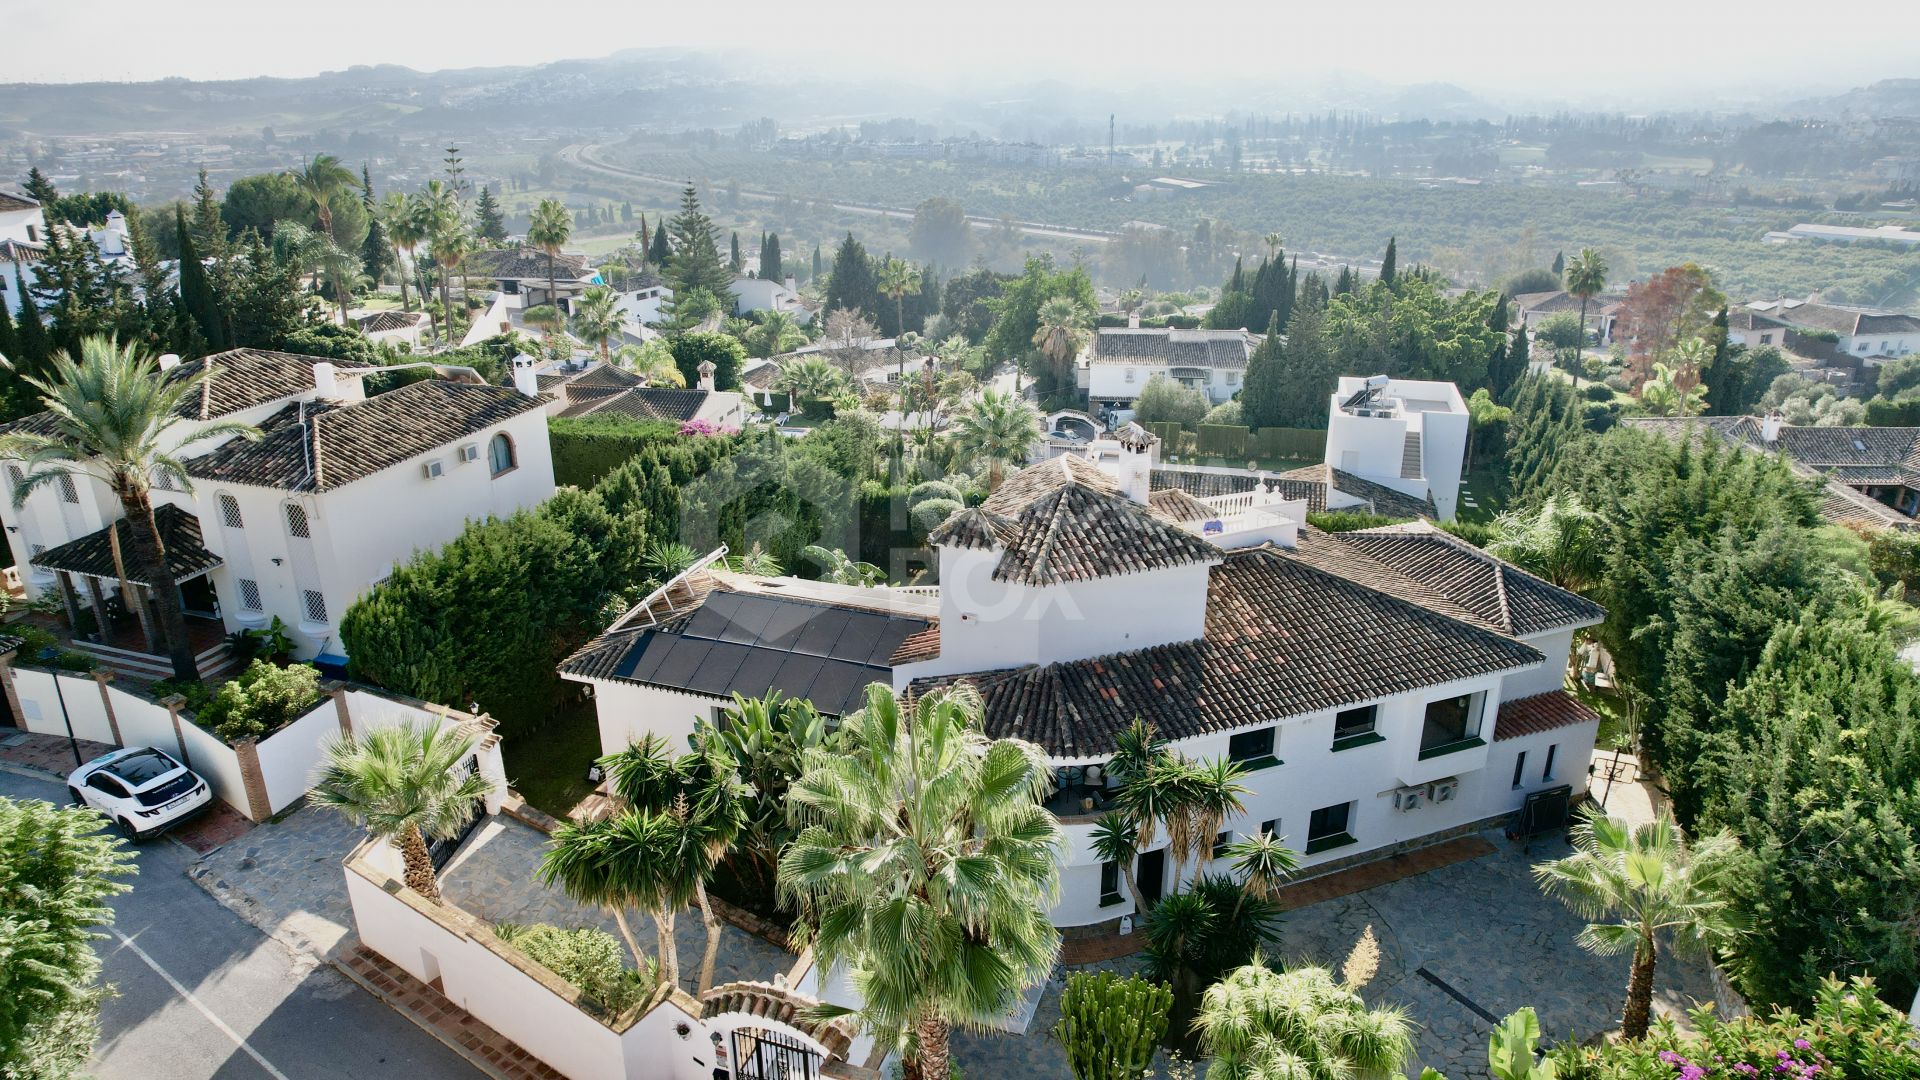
[611,591,930,715]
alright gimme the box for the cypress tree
[761,232,783,282]
[621,201,633,223]
[729,231,743,272]
[812,244,823,280]
[1334,265,1354,296]
[649,221,671,266]
[1551,250,1566,280]
[0,291,16,364]
[1379,237,1397,286]
[823,233,881,322]
[636,213,650,261]
[176,205,226,351]
[1240,312,1287,429]
[360,164,394,286]
[11,267,51,376]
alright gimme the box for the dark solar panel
[684,640,753,697]
[618,632,671,682]
[862,620,920,666]
[730,649,788,697]
[651,638,712,687]
[808,660,878,716]
[793,607,854,657]
[756,602,814,651]
[771,654,828,702]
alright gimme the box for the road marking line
[107,928,294,1080]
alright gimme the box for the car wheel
[68,786,86,807]
[115,818,140,842]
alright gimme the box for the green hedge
[1248,426,1327,460]
[548,416,687,488]
[1866,398,1920,426]
[1141,421,1183,445]
[1198,424,1248,456]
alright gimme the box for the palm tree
[536,814,652,970]
[1565,247,1609,359]
[1639,361,1706,418]
[1196,963,1415,1080]
[1670,336,1713,407]
[309,721,494,903]
[1532,811,1744,1039]
[1031,296,1090,388]
[1264,232,1285,260]
[1117,288,1145,324]
[0,339,261,680]
[1172,757,1249,889]
[380,191,421,311]
[425,204,470,343]
[878,258,922,378]
[290,153,357,243]
[778,684,1062,1080]
[949,388,1041,490]
[1223,831,1299,905]
[614,342,685,387]
[543,806,691,987]
[747,310,806,358]
[527,198,574,314]
[315,237,365,325]
[1487,492,1604,593]
[1089,812,1146,913]
[570,285,624,366]
[772,355,850,416]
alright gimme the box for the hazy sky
[8,0,1918,100]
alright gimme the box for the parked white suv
[67,747,213,840]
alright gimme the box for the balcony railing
[1417,735,1486,761]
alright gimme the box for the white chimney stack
[1127,309,1141,329]
[313,361,338,398]
[783,275,797,293]
[697,359,716,392]
[1112,422,1158,504]
[511,353,541,398]
[157,353,182,371]
[1761,410,1784,444]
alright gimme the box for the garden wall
[0,649,505,824]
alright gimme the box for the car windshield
[106,748,179,787]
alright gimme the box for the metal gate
[730,1026,821,1080]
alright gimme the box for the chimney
[1113,422,1158,504]
[157,353,182,371]
[697,359,716,392]
[1761,410,1784,444]
[783,275,797,293]
[511,353,541,398]
[1127,309,1140,329]
[313,361,338,398]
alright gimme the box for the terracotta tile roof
[185,380,545,492]
[913,542,1546,758]
[1492,690,1598,741]
[560,386,715,422]
[0,238,45,263]
[355,310,426,333]
[700,981,855,1062]
[889,624,942,664]
[29,504,221,585]
[1146,487,1214,523]
[1278,463,1435,519]
[464,247,590,281]
[0,191,37,213]
[1339,521,1605,636]
[981,455,1118,514]
[927,506,1019,550]
[1768,301,1920,338]
[1089,328,1256,368]
[1151,468,1260,498]
[172,349,372,422]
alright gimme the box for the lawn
[1456,462,1507,525]
[500,700,603,818]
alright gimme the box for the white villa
[1079,325,1256,407]
[562,422,1602,931]
[1745,298,1920,362]
[1,349,554,674]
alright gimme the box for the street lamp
[38,646,86,770]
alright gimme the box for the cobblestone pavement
[950,831,1717,1080]
[187,801,365,962]
[440,815,798,996]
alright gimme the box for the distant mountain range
[1785,79,1920,119]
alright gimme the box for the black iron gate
[427,752,484,871]
[730,1027,821,1080]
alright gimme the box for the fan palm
[949,388,1041,490]
[772,355,850,416]
[417,181,467,337]
[309,721,494,903]
[1032,296,1090,387]
[380,191,421,311]
[1532,810,1744,1039]
[0,338,261,680]
[778,683,1063,1080]
[1487,492,1604,593]
[1089,812,1146,913]
[1196,963,1415,1080]
[290,153,356,243]
[570,285,624,366]
[878,258,922,378]
[1564,247,1609,359]
[747,310,806,358]
[527,198,573,313]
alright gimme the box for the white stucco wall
[584,679,728,758]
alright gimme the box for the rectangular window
[56,474,78,504]
[1511,751,1528,789]
[1332,704,1380,748]
[1542,744,1558,782]
[1260,818,1279,839]
[1419,693,1483,758]
[1226,727,1277,768]
[1099,861,1123,907]
[218,493,243,529]
[238,578,263,612]
[284,503,311,539]
[301,589,327,624]
[1226,371,1239,385]
[1759,333,1773,345]
[1306,802,1356,854]
[1212,831,1232,859]
[1124,368,1135,383]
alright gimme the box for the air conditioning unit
[422,460,445,479]
[1395,785,1427,812]
[1430,777,1461,805]
[457,443,480,463]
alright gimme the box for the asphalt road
[1,770,478,1080]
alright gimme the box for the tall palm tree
[570,285,624,366]
[878,258,923,379]
[1565,247,1609,359]
[315,237,365,325]
[536,813,652,969]
[1533,811,1744,1039]
[1264,232,1286,260]
[949,388,1041,490]
[598,735,748,994]
[309,721,494,903]
[543,806,692,987]
[422,186,470,344]
[1089,812,1146,913]
[1031,296,1090,388]
[1196,963,1415,1080]
[380,191,421,311]
[1117,288,1145,323]
[290,153,357,243]
[778,683,1062,1080]
[527,198,574,314]
[748,310,806,358]
[0,339,261,681]
[1670,336,1713,406]
[1173,757,1249,890]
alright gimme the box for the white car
[68,746,213,840]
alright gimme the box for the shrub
[1202,400,1243,427]
[1055,971,1172,1080]
[907,480,962,508]
[1134,374,1209,429]
[1308,510,1411,532]
[1582,383,1615,402]
[150,677,215,714]
[1604,374,1633,393]
[494,923,656,1016]
[198,661,323,743]
[547,415,690,488]
[1439,519,1494,546]
[910,498,962,537]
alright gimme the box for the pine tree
[124,208,181,355]
[1277,296,1335,427]
[761,232,783,283]
[175,205,227,351]
[649,220,671,266]
[32,219,116,358]
[23,166,57,205]
[729,230,743,272]
[473,186,507,244]
[823,233,881,322]
[663,186,735,298]
[1379,237,1397,286]
[1333,265,1354,296]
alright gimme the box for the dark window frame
[1306,801,1357,854]
[1512,750,1528,789]
[1419,693,1485,758]
[1226,726,1279,770]
[1099,861,1123,907]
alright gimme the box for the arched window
[487,432,515,476]
[217,493,244,529]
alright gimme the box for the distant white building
[1080,326,1257,407]
[730,274,813,323]
[354,309,431,349]
[2,349,554,673]
[1781,223,1920,247]
[563,425,1601,930]
[1317,375,1471,521]
[0,189,44,316]
[1746,298,1920,362]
